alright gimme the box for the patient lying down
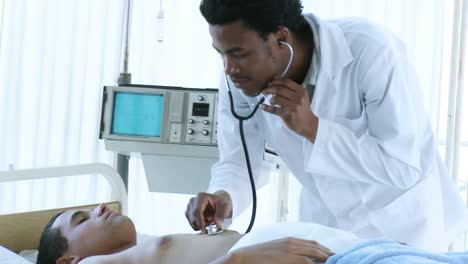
[37,203,468,264]
[36,203,347,264]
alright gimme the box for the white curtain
[0,0,125,213]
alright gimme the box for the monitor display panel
[112,92,164,137]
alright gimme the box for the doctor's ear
[275,26,290,46]
[56,256,81,264]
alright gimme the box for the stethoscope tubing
[222,41,294,233]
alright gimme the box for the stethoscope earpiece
[278,41,293,78]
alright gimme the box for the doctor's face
[53,203,136,259]
[209,20,283,96]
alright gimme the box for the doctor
[186,0,466,251]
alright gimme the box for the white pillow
[0,245,33,264]
[18,250,37,263]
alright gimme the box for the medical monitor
[100,85,218,146]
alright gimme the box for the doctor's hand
[185,190,233,234]
[261,77,319,143]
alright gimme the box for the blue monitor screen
[112,92,164,137]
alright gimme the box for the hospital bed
[1,164,466,264]
[0,163,127,263]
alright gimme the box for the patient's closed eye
[78,216,88,225]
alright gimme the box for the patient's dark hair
[37,211,68,264]
[200,0,306,40]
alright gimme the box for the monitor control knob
[187,128,194,134]
[203,120,209,125]
[202,130,209,136]
[198,96,204,101]
[188,119,195,124]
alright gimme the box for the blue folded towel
[326,239,468,264]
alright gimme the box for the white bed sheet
[0,245,32,264]
[229,222,364,254]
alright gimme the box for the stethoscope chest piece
[205,223,224,235]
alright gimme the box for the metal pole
[116,154,130,190]
[452,0,467,186]
[115,0,134,190]
[445,0,463,179]
[447,0,467,252]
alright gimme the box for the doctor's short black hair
[37,211,68,264]
[199,0,306,40]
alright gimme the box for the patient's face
[53,203,136,258]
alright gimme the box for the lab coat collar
[305,14,354,78]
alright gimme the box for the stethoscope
[223,40,294,233]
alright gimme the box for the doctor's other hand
[261,78,319,143]
[217,237,334,264]
[185,190,233,233]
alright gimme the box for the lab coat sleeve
[206,80,267,220]
[305,41,426,189]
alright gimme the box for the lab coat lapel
[316,17,353,75]
[311,17,353,119]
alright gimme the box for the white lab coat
[207,14,467,251]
